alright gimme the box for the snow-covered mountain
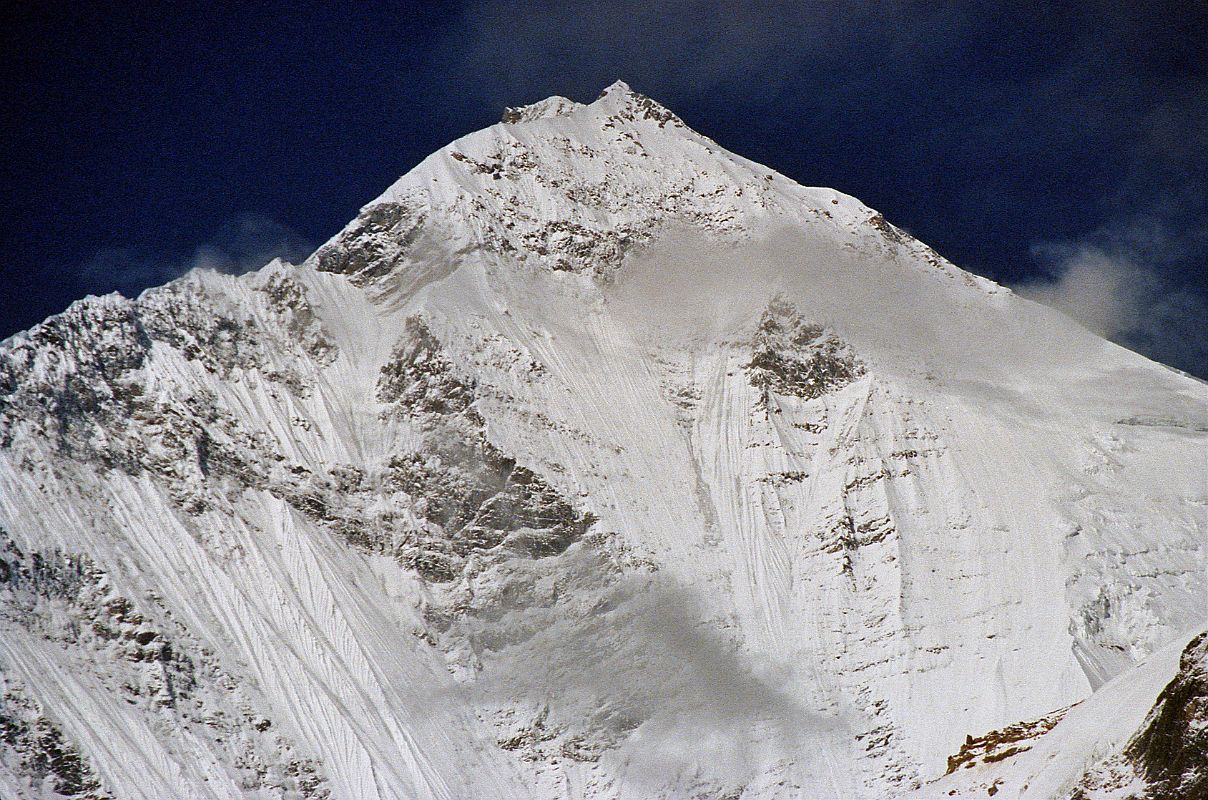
[1,81,1204,800]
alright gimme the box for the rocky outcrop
[377,316,595,581]
[746,295,864,404]
[943,707,1069,775]
[1123,631,1208,799]
[0,532,329,799]
[313,200,429,283]
[0,685,110,799]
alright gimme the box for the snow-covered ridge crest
[308,80,1000,294]
[501,95,581,124]
[309,79,759,283]
[589,79,686,127]
[502,81,681,128]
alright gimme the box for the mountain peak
[315,79,768,281]
[1,73,1203,800]
[499,82,682,130]
[589,80,683,128]
[598,79,632,97]
[500,95,582,124]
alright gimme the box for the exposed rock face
[746,295,864,403]
[0,679,111,800]
[377,316,594,581]
[313,200,429,283]
[0,531,329,799]
[943,707,1069,775]
[1123,631,1208,799]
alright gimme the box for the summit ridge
[312,82,995,294]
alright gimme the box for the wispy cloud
[448,546,851,795]
[78,214,313,298]
[1015,78,1207,377]
[1018,221,1208,376]
[434,0,963,111]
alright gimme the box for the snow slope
[912,627,1207,799]
[0,81,1204,799]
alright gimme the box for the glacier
[0,81,1204,799]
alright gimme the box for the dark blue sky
[4,2,1206,375]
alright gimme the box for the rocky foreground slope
[0,82,1204,799]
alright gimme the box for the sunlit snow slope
[1,82,1204,799]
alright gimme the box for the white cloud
[1017,245,1142,340]
[1018,234,1208,377]
[78,214,313,297]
